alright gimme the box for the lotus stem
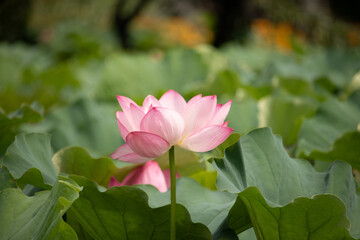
[169,146,176,240]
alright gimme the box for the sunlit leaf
[155,146,204,176]
[189,171,217,190]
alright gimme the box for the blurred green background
[1,0,360,178]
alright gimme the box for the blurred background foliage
[1,0,360,48]
[0,0,360,172]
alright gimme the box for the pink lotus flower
[111,90,233,163]
[108,160,177,192]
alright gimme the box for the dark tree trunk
[328,0,360,23]
[113,0,150,49]
[0,0,35,43]
[213,0,253,47]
